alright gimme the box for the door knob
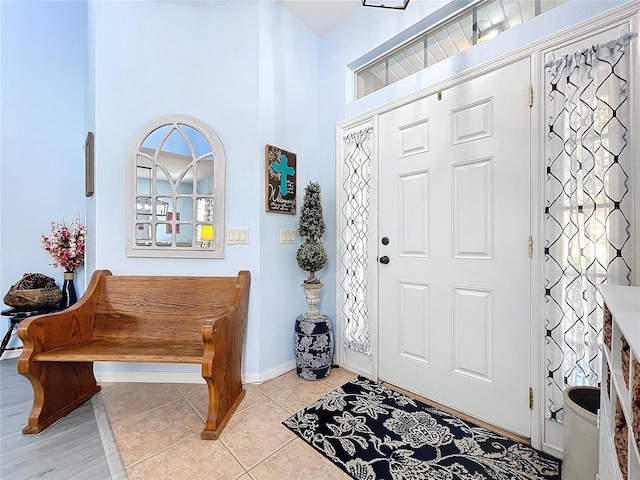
[379,256,390,264]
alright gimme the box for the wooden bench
[17,269,250,440]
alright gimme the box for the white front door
[377,58,532,437]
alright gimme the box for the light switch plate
[280,229,297,244]
[227,228,249,245]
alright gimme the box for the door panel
[399,171,430,256]
[452,158,493,259]
[398,281,430,363]
[452,286,494,382]
[378,58,532,436]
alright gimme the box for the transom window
[355,0,567,99]
[126,114,226,258]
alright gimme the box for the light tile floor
[100,368,358,480]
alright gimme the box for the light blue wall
[85,0,97,279]
[1,1,88,345]
[258,1,321,372]
[91,0,261,376]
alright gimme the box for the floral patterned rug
[283,376,560,480]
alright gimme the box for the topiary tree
[296,181,327,283]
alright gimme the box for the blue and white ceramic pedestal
[294,282,334,380]
[294,314,334,380]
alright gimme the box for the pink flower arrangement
[42,217,86,272]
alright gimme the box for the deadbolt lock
[381,237,389,245]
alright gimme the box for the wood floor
[0,357,126,480]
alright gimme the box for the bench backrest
[92,275,242,343]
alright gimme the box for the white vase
[302,282,324,318]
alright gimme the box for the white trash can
[562,386,600,480]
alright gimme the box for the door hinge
[528,85,533,107]
[529,387,534,409]
[528,236,533,258]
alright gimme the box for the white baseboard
[542,442,563,459]
[95,370,206,384]
[0,329,23,360]
[543,417,564,459]
[341,361,374,380]
[1,352,296,384]
[94,359,297,385]
[246,359,296,384]
[0,349,22,361]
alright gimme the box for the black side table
[1,306,59,357]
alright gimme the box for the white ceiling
[278,0,361,35]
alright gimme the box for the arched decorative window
[126,114,225,258]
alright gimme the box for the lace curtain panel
[544,34,634,422]
[340,123,373,355]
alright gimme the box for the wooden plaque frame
[265,144,296,214]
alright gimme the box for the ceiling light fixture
[475,20,504,43]
[362,0,410,10]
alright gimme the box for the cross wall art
[265,144,296,214]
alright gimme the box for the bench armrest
[201,271,250,375]
[17,270,111,362]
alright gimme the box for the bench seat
[35,340,205,363]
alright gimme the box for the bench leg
[18,361,101,434]
[200,378,245,440]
